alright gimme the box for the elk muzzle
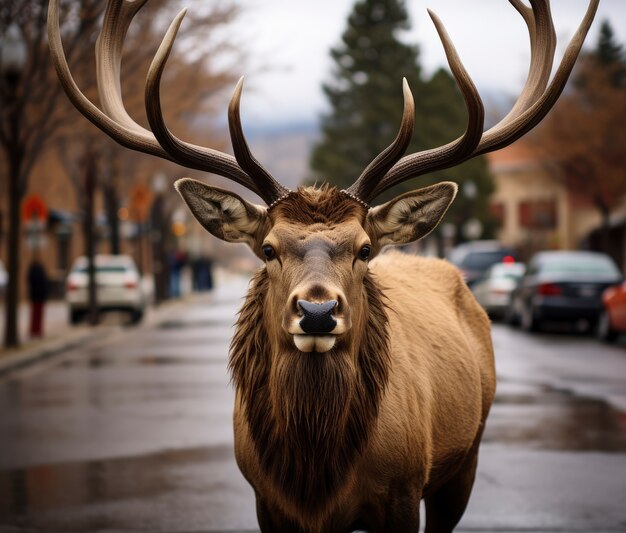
[284,287,351,353]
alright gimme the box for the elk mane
[230,268,390,518]
[270,184,366,224]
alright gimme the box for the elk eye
[358,245,371,261]
[262,245,276,260]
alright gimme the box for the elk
[49,0,598,531]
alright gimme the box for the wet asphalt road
[0,276,625,533]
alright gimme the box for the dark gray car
[510,251,623,332]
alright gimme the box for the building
[487,142,604,261]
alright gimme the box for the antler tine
[344,78,415,201]
[97,1,265,194]
[478,0,555,145]
[366,9,485,200]
[49,0,282,203]
[48,0,169,158]
[227,78,291,204]
[144,11,261,196]
[365,0,598,201]
[477,0,599,153]
[96,0,147,135]
[504,0,555,118]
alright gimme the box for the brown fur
[230,271,389,521]
[225,187,496,533]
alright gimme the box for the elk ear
[366,182,457,249]
[175,178,267,251]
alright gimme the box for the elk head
[174,77,458,356]
[49,0,599,359]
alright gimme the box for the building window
[519,200,557,229]
[490,202,506,228]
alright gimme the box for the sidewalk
[0,299,122,377]
[0,268,252,378]
[0,298,205,378]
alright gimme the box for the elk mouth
[292,334,337,353]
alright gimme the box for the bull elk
[49,0,598,531]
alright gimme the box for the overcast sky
[211,0,626,128]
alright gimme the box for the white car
[472,262,526,318]
[0,259,7,294]
[66,255,145,324]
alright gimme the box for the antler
[48,0,288,205]
[346,0,599,204]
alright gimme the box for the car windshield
[460,251,511,270]
[540,257,620,277]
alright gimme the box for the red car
[597,282,626,342]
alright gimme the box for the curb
[0,293,217,379]
[0,274,245,380]
[0,326,113,378]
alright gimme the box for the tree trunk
[101,148,120,255]
[103,182,121,255]
[150,195,169,305]
[83,150,99,326]
[3,145,23,348]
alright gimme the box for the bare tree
[1,0,242,345]
[1,0,103,347]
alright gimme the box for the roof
[486,141,543,172]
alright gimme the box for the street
[1,276,625,533]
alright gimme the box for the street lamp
[463,180,477,201]
[461,180,483,241]
[0,24,27,88]
[0,23,27,250]
[1,22,27,348]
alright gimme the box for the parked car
[0,259,7,295]
[66,255,145,324]
[510,251,623,332]
[448,240,517,287]
[472,262,526,318]
[596,282,626,342]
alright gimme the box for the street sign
[130,184,152,222]
[22,194,48,222]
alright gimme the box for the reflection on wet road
[1,276,626,532]
[487,381,626,452]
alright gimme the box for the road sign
[22,195,48,222]
[130,184,152,222]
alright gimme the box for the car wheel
[130,308,144,325]
[521,304,540,332]
[70,309,84,325]
[504,304,519,327]
[596,310,618,343]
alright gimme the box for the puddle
[0,445,238,532]
[485,383,626,452]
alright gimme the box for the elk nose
[297,300,338,334]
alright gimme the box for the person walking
[27,259,48,338]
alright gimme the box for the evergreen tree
[597,20,623,65]
[310,0,423,189]
[594,20,626,87]
[310,0,495,239]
